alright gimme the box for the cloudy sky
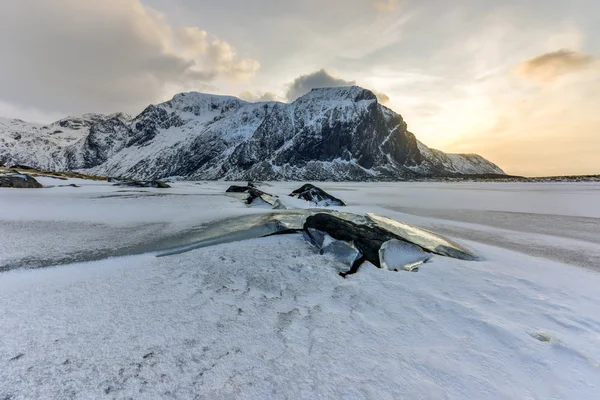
[1,0,598,176]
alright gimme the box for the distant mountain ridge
[0,86,504,180]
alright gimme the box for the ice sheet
[379,239,432,271]
[367,213,478,260]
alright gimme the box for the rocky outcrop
[0,174,43,188]
[225,184,255,193]
[290,184,346,206]
[366,213,477,260]
[304,212,476,275]
[226,184,277,205]
[151,210,477,276]
[304,213,396,276]
[113,180,171,188]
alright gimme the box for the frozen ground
[1,179,600,399]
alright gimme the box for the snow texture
[1,180,600,399]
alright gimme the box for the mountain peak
[296,86,377,103]
[167,92,245,109]
[0,87,505,180]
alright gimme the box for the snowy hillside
[0,87,504,180]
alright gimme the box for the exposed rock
[304,213,396,276]
[8,164,35,170]
[107,177,126,183]
[247,188,277,206]
[153,210,477,277]
[366,213,477,260]
[304,212,475,276]
[0,174,43,188]
[225,185,251,193]
[113,180,170,188]
[225,184,277,205]
[290,184,346,206]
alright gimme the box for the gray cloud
[286,69,356,101]
[516,49,594,83]
[372,91,391,105]
[0,0,259,117]
[239,91,281,102]
[285,69,390,103]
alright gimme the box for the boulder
[225,185,251,193]
[366,213,477,260]
[290,184,346,206]
[304,212,450,276]
[304,213,395,276]
[153,181,172,189]
[113,180,171,188]
[225,184,277,206]
[247,188,277,206]
[0,174,43,188]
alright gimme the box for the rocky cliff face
[0,86,504,180]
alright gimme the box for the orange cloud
[372,0,400,12]
[515,49,594,84]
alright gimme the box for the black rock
[0,174,43,188]
[155,181,171,189]
[8,164,35,170]
[290,184,346,206]
[225,185,251,193]
[226,184,277,205]
[246,187,277,205]
[114,180,171,188]
[304,213,395,276]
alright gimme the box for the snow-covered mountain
[0,86,504,180]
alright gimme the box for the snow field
[1,180,599,399]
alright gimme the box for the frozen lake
[1,179,599,399]
[2,181,599,271]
